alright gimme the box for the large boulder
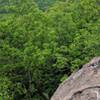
[51,57,100,100]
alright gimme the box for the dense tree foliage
[34,0,66,10]
[0,0,100,99]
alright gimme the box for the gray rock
[51,57,100,100]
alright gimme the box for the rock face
[51,57,100,100]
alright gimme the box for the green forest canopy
[0,0,100,99]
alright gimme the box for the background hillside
[0,0,100,100]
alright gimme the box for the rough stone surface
[51,57,100,100]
